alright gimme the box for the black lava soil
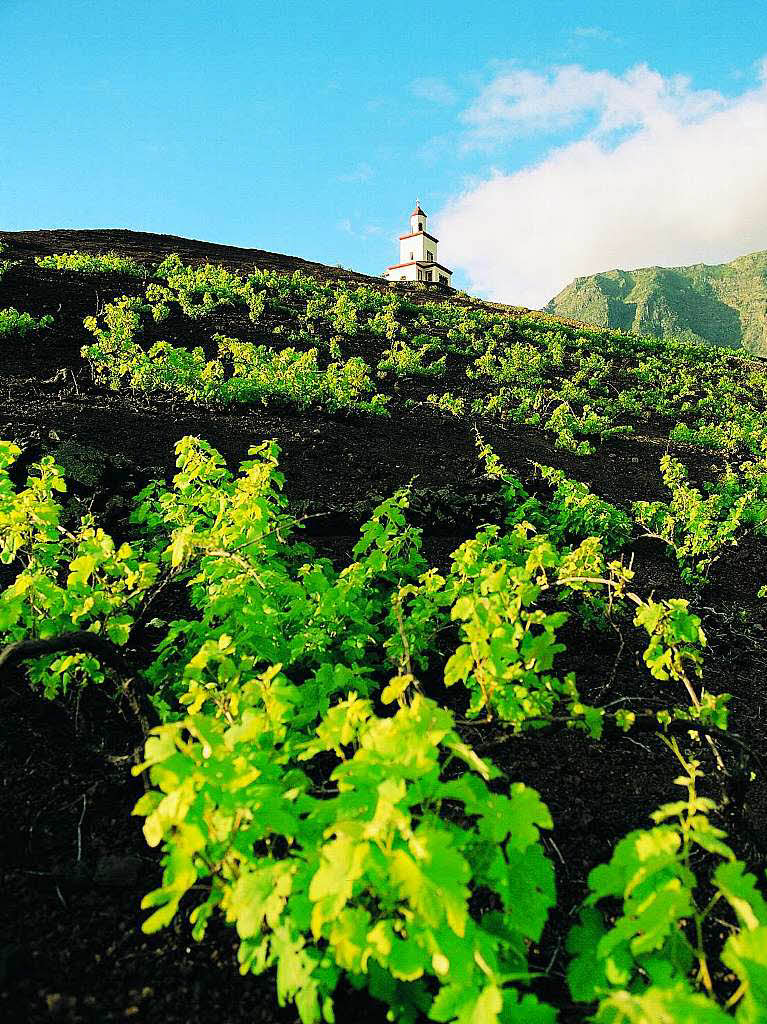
[1,230,766,1024]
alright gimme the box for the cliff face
[545,250,767,354]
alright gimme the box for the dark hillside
[2,230,767,1024]
[0,228,380,286]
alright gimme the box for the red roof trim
[386,260,452,274]
[399,230,439,242]
[411,205,427,217]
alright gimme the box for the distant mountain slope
[544,250,767,355]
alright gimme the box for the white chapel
[383,202,452,286]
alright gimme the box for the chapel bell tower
[410,204,427,233]
[383,200,453,287]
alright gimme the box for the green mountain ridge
[544,249,767,355]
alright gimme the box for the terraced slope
[2,229,767,1024]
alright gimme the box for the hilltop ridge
[0,226,381,287]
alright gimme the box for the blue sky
[2,0,767,303]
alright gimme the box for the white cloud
[338,218,384,240]
[436,60,767,306]
[411,76,458,106]
[572,26,616,43]
[461,63,725,147]
[338,161,374,184]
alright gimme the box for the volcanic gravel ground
[1,230,766,1023]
